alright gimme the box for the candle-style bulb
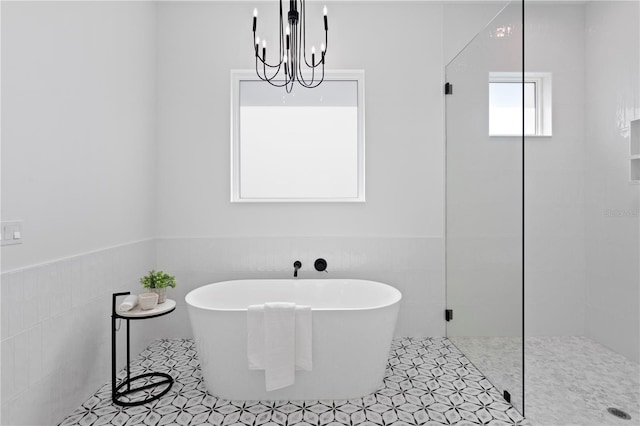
[283,54,287,63]
[323,5,327,16]
[321,42,325,52]
[252,9,258,32]
[286,25,290,36]
[312,46,316,54]
[262,40,266,48]
[323,6,328,30]
[256,36,260,45]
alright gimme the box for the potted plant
[140,270,176,304]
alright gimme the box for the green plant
[140,270,177,290]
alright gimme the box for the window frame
[230,69,366,203]
[489,71,552,137]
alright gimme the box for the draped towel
[247,303,312,391]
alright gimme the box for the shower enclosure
[445,0,524,415]
[446,1,640,422]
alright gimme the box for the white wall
[154,1,446,339]
[156,1,443,238]
[584,0,640,362]
[524,4,586,336]
[1,1,157,271]
[1,2,158,425]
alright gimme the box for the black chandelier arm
[299,32,327,70]
[300,0,308,66]
[285,78,295,93]
[256,57,292,88]
[298,0,328,69]
[252,0,286,70]
[323,29,328,57]
[301,30,327,69]
[295,53,325,88]
[296,48,313,86]
[276,0,285,65]
[253,31,285,70]
[297,63,325,89]
[254,54,292,88]
[296,39,325,87]
[253,57,271,83]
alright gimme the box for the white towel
[264,302,296,391]
[118,295,138,312]
[246,303,313,390]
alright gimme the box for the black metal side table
[111,292,176,406]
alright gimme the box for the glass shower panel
[445,1,524,414]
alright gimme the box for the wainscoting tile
[22,268,40,330]
[38,264,56,322]
[155,237,446,339]
[13,330,30,396]
[7,271,26,337]
[1,337,15,401]
[27,323,44,387]
[1,240,157,426]
[50,261,73,318]
[1,274,11,340]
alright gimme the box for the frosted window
[488,72,552,137]
[489,82,536,136]
[240,105,358,199]
[231,71,365,202]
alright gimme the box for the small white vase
[139,292,159,310]
[151,287,167,304]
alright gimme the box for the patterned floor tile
[58,338,529,426]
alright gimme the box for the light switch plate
[1,220,23,246]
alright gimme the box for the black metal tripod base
[113,372,173,407]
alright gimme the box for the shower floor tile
[450,335,640,425]
[525,336,640,426]
[58,337,529,426]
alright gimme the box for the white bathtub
[185,279,401,401]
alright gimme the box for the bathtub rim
[185,278,402,312]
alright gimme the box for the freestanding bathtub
[185,279,401,401]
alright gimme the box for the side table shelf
[111,292,176,406]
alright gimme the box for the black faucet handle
[314,258,327,272]
[293,261,302,269]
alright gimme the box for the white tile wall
[584,0,640,362]
[0,239,156,426]
[522,4,587,338]
[155,236,446,340]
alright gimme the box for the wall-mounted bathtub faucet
[314,258,328,272]
[293,261,302,277]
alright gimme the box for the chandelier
[252,0,328,92]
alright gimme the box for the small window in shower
[489,72,552,137]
